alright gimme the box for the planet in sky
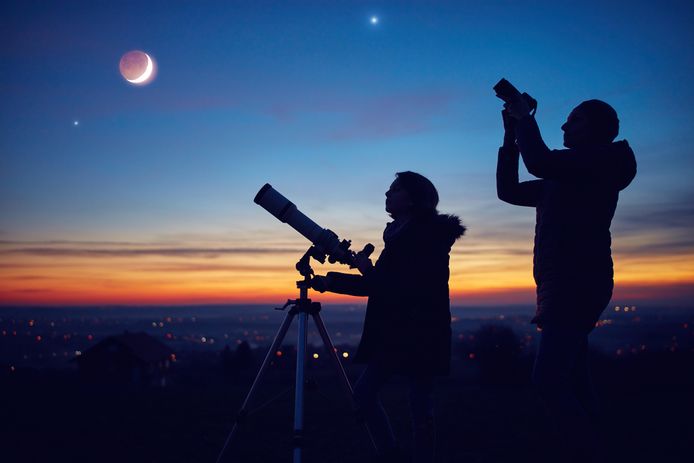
[119,50,156,86]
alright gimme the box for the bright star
[73,121,79,126]
[370,16,379,25]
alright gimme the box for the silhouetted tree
[221,341,254,375]
[472,324,522,385]
[235,340,253,370]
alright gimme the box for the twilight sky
[1,0,693,306]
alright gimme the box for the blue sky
[1,1,693,305]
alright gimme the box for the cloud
[611,198,694,256]
[614,200,694,233]
[134,263,289,273]
[0,239,180,247]
[0,245,303,259]
[328,90,457,141]
[615,237,694,257]
[267,87,459,141]
[4,275,49,281]
[4,289,54,294]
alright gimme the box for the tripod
[216,246,374,463]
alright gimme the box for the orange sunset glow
[2,234,692,306]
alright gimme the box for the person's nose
[561,121,568,132]
[385,190,392,198]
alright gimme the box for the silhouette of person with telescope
[495,79,637,462]
[312,171,465,463]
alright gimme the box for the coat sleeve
[326,272,370,297]
[515,115,600,180]
[496,144,542,207]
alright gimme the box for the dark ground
[2,346,693,463]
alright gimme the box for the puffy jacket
[326,213,465,376]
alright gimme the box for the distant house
[75,332,174,387]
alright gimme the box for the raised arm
[496,138,542,207]
[515,115,599,180]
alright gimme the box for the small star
[73,120,79,126]
[370,16,379,25]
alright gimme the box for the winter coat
[326,214,465,376]
[497,116,637,331]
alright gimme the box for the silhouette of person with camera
[312,171,465,463]
[496,82,636,462]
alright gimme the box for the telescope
[216,184,377,463]
[254,183,373,266]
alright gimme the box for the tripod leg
[215,310,296,463]
[311,312,378,451]
[293,311,309,463]
[311,312,355,397]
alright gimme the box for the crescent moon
[127,53,153,84]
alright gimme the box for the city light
[313,353,319,359]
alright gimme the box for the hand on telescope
[310,275,330,293]
[353,253,374,275]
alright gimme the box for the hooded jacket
[326,213,465,376]
[497,115,637,330]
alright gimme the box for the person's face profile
[385,180,413,218]
[561,108,591,148]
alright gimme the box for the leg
[573,334,605,462]
[409,375,435,463]
[353,361,397,455]
[532,325,596,462]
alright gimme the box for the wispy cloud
[614,200,694,233]
[0,243,303,259]
[134,263,288,273]
[612,197,694,256]
[267,87,459,141]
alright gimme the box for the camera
[494,78,537,113]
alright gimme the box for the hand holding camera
[494,78,537,120]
